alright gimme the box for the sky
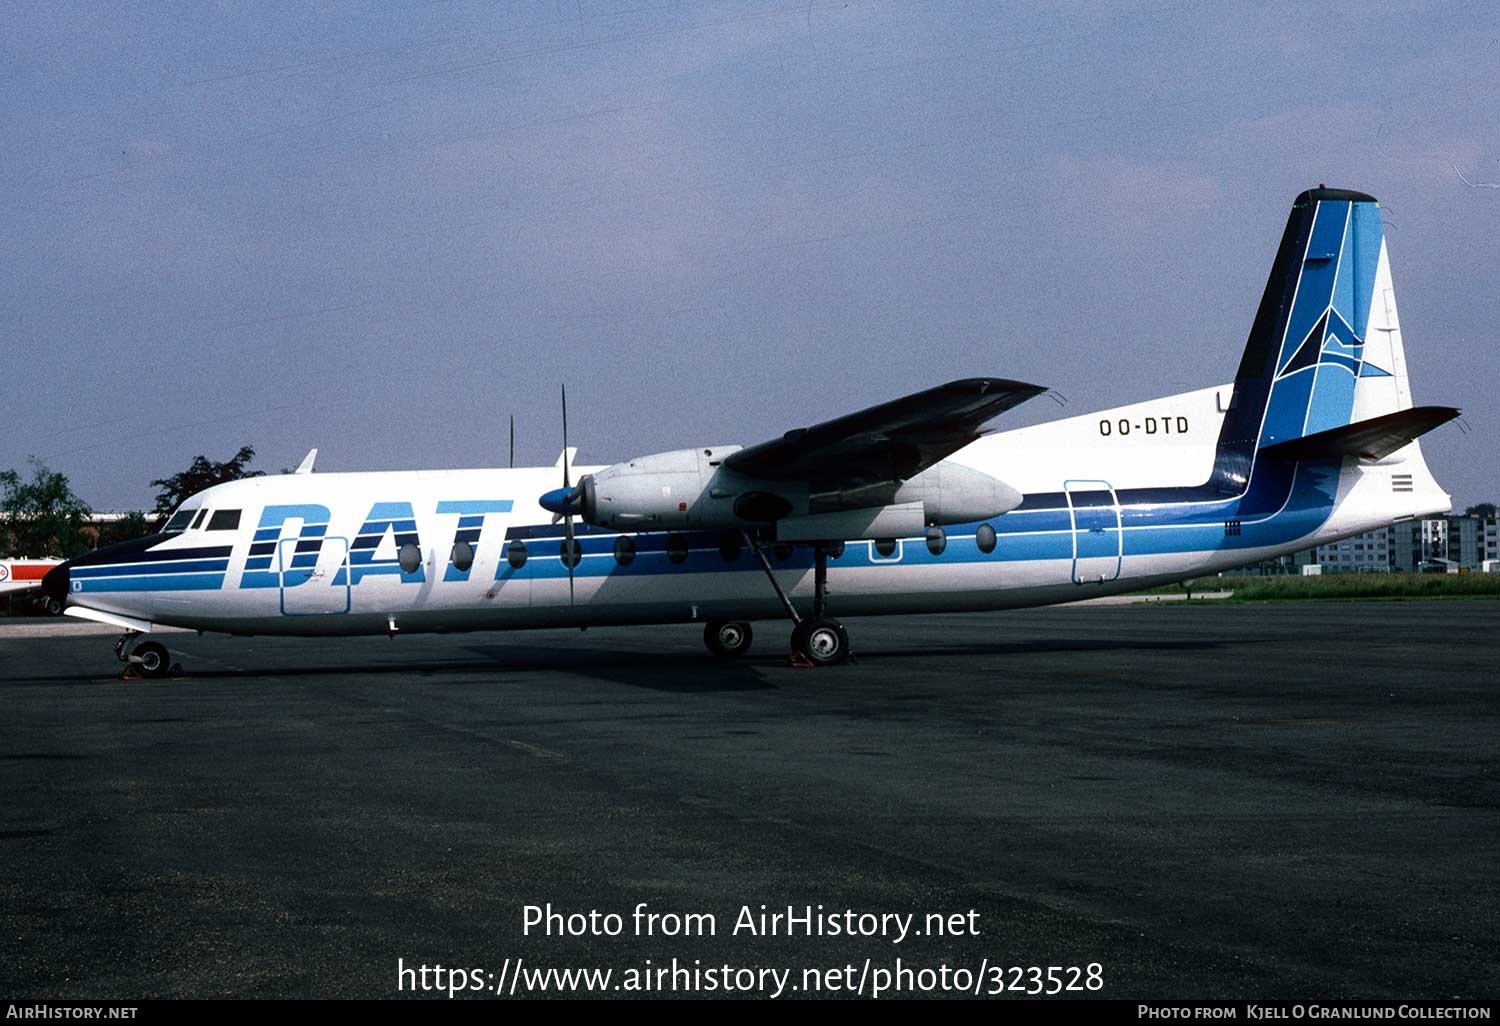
[2,1,1497,511]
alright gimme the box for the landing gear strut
[114,631,140,662]
[743,532,851,666]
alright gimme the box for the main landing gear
[704,619,754,658]
[115,631,177,680]
[741,532,852,667]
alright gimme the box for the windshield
[162,508,196,533]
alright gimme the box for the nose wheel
[114,632,177,680]
[131,641,173,679]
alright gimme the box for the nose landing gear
[115,631,178,680]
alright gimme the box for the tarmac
[1,600,1496,999]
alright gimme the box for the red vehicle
[0,558,66,615]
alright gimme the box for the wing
[723,377,1047,489]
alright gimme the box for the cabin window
[560,538,582,569]
[507,540,528,569]
[207,509,241,531]
[613,535,635,566]
[825,540,845,560]
[770,542,794,561]
[190,509,210,530]
[398,542,422,574]
[163,509,194,532]
[718,532,741,562]
[874,538,897,557]
[925,526,947,556]
[666,533,689,565]
[451,540,474,572]
[975,523,997,554]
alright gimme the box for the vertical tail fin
[1212,187,1421,489]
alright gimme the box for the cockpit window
[163,509,195,533]
[207,509,241,531]
[191,509,210,530]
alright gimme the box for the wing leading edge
[722,377,1047,490]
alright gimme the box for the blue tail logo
[1257,191,1386,444]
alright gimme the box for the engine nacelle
[580,446,774,531]
[576,447,1022,536]
[891,461,1024,524]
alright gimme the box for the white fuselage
[61,382,1448,638]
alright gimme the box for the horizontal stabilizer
[1258,405,1459,463]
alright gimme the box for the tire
[704,620,753,658]
[791,618,850,666]
[134,641,172,679]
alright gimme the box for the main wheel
[791,618,850,666]
[704,619,753,658]
[133,641,172,679]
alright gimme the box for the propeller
[561,387,576,604]
[537,385,582,605]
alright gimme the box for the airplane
[41,187,1459,678]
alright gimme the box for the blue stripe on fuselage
[491,454,1341,581]
[71,559,231,579]
[74,573,227,593]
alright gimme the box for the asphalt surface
[2,601,1496,1000]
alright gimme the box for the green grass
[1146,573,1500,602]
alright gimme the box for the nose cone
[41,561,70,604]
[538,486,579,516]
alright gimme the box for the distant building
[1390,518,1450,571]
[1311,525,1396,573]
[1447,514,1500,569]
[1224,512,1496,575]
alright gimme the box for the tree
[0,459,92,558]
[99,510,152,547]
[150,445,265,528]
[1464,503,1496,518]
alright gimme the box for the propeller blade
[509,414,514,469]
[561,384,570,490]
[564,511,576,606]
[561,384,575,606]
